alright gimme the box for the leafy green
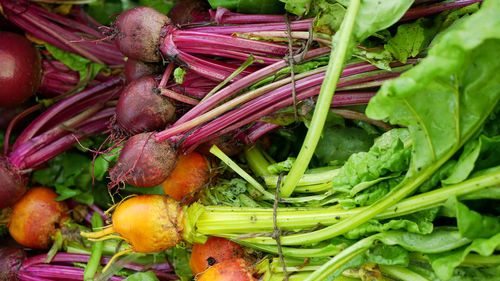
[45,44,106,85]
[123,271,160,281]
[428,233,500,280]
[315,127,374,165]
[172,245,194,281]
[384,18,435,63]
[331,128,411,192]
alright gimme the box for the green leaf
[123,271,160,281]
[454,198,500,239]
[315,127,374,165]
[172,245,194,281]
[45,44,106,85]
[428,233,500,280]
[384,18,435,63]
[138,0,173,14]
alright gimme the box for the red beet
[0,244,26,281]
[0,157,28,210]
[110,132,177,187]
[124,59,162,83]
[0,32,42,108]
[113,7,170,62]
[116,75,176,135]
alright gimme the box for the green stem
[280,0,361,197]
[378,265,429,281]
[84,212,104,281]
[303,236,375,281]
[244,144,274,177]
[193,169,500,238]
[236,240,344,258]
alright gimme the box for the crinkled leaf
[454,198,500,239]
[331,128,411,192]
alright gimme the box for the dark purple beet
[110,132,177,187]
[0,32,42,108]
[0,243,26,281]
[114,7,170,62]
[167,0,211,25]
[0,157,28,209]
[116,75,176,135]
[124,59,162,83]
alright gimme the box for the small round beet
[124,59,162,83]
[0,32,42,108]
[0,157,28,210]
[114,7,170,62]
[116,75,176,135]
[8,187,69,249]
[110,133,177,187]
[189,236,245,275]
[0,244,26,280]
[196,258,256,281]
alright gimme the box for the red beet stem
[210,7,295,25]
[13,76,123,150]
[400,0,483,21]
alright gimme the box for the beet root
[124,59,162,83]
[0,32,42,108]
[0,157,28,210]
[110,133,177,187]
[113,7,170,62]
[116,75,176,136]
[0,244,26,281]
[8,187,70,249]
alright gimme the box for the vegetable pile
[1,0,500,280]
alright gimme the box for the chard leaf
[454,198,500,239]
[441,139,481,185]
[428,233,500,280]
[384,18,435,63]
[331,128,411,192]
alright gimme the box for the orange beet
[190,236,245,275]
[196,258,256,281]
[162,152,210,203]
[82,195,184,253]
[8,187,69,249]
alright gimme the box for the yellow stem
[102,248,134,273]
[80,225,115,239]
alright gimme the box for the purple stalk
[0,0,124,66]
[178,64,413,149]
[8,104,106,167]
[13,76,123,150]
[155,47,331,142]
[21,264,124,281]
[401,0,483,21]
[20,253,177,280]
[243,122,282,144]
[189,17,313,34]
[16,114,111,169]
[210,7,295,24]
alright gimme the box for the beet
[0,157,28,210]
[167,0,211,25]
[0,32,42,108]
[114,7,170,62]
[124,59,162,83]
[8,187,69,249]
[0,244,26,281]
[116,75,176,135]
[110,132,177,187]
